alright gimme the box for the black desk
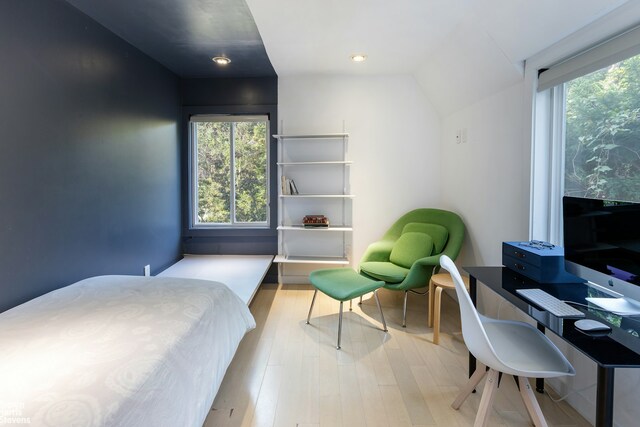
[464,266,640,427]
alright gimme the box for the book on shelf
[281,176,299,195]
[289,179,299,195]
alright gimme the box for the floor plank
[206,285,592,427]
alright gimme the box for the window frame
[181,105,277,239]
[532,43,640,244]
[531,85,567,244]
[188,115,270,229]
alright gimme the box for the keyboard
[515,288,585,318]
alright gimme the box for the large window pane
[196,122,231,223]
[191,116,268,227]
[234,121,268,222]
[565,55,640,202]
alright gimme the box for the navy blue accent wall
[181,77,278,106]
[0,0,182,312]
[180,77,278,261]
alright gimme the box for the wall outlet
[144,265,151,276]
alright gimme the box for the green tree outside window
[565,55,640,202]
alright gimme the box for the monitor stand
[586,296,640,316]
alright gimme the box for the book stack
[303,215,329,228]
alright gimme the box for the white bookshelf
[274,133,353,283]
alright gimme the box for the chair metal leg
[337,301,344,349]
[402,290,408,327]
[306,289,318,324]
[374,290,388,332]
[350,299,353,311]
[359,295,363,305]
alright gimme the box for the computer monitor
[563,196,640,304]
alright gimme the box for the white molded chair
[439,255,575,427]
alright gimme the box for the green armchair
[358,208,465,327]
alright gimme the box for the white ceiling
[246,0,630,115]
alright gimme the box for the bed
[0,275,255,426]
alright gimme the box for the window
[564,55,640,202]
[189,115,269,228]
[532,30,640,243]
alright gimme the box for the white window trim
[188,115,270,229]
[526,2,640,244]
[530,86,567,245]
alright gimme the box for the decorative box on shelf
[303,215,329,228]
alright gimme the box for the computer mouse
[575,319,611,332]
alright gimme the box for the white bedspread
[0,275,255,427]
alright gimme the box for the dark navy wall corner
[262,264,279,284]
[182,236,278,256]
[0,0,182,312]
[180,77,278,255]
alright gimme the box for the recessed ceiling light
[212,56,231,65]
[350,54,367,63]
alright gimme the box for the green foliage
[195,120,267,224]
[234,121,267,222]
[565,55,640,201]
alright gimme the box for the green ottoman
[308,268,388,349]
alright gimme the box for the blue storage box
[502,241,583,284]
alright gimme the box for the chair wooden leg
[433,285,443,344]
[518,377,549,427]
[427,278,434,327]
[452,367,487,409]
[474,369,500,427]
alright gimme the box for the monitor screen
[563,196,640,299]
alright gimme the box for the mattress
[0,275,256,427]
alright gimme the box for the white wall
[440,82,530,267]
[278,74,441,273]
[438,81,535,365]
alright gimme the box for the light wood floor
[205,284,591,427]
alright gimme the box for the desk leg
[596,366,614,427]
[468,275,477,378]
[535,322,545,394]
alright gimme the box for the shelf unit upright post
[273,133,354,284]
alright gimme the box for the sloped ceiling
[65,0,634,114]
[247,0,629,115]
